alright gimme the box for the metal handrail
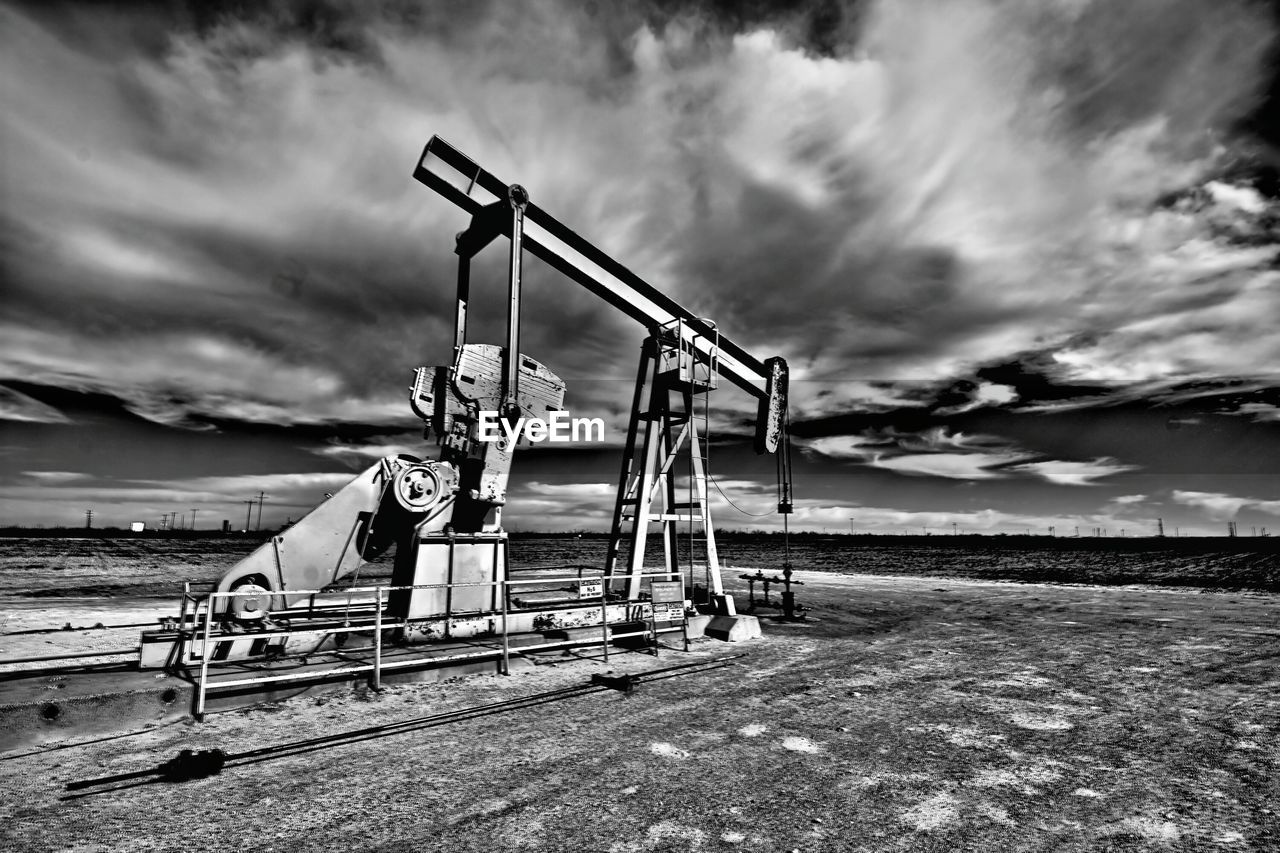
[189,570,691,719]
[198,627,687,692]
[202,569,684,601]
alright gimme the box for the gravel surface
[2,572,1277,852]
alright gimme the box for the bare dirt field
[3,535,1277,600]
[2,571,1277,852]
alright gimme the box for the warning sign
[578,579,603,599]
[650,581,684,604]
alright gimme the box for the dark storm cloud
[4,0,1278,427]
[2,381,413,440]
[2,0,1280,537]
[3,0,712,430]
[636,1,1279,389]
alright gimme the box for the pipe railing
[188,571,688,719]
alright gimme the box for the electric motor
[228,583,271,622]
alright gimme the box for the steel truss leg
[605,337,723,608]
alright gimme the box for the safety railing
[187,571,688,719]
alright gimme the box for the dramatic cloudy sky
[2,0,1279,535]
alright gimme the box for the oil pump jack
[133,137,791,676]
[412,137,792,613]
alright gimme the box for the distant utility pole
[255,492,267,530]
[848,518,854,535]
[84,509,93,529]
[168,511,177,531]
[1157,518,1165,537]
[243,500,255,532]
[952,521,958,536]
[191,508,198,530]
[159,515,167,531]
[1228,521,1238,537]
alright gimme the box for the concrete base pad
[0,667,192,753]
[684,615,712,640]
[705,614,763,642]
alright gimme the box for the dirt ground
[2,572,1278,852]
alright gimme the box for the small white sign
[650,581,684,604]
[578,579,604,599]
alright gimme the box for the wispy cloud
[20,471,86,484]
[313,440,425,465]
[1010,458,1138,486]
[803,433,891,462]
[805,427,1013,459]
[872,451,1029,481]
[804,425,1145,486]
[787,379,933,420]
[804,426,1032,480]
[1226,402,1280,423]
[522,482,617,499]
[934,381,1019,416]
[0,386,70,424]
[1171,490,1280,520]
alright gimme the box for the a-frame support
[605,325,732,614]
